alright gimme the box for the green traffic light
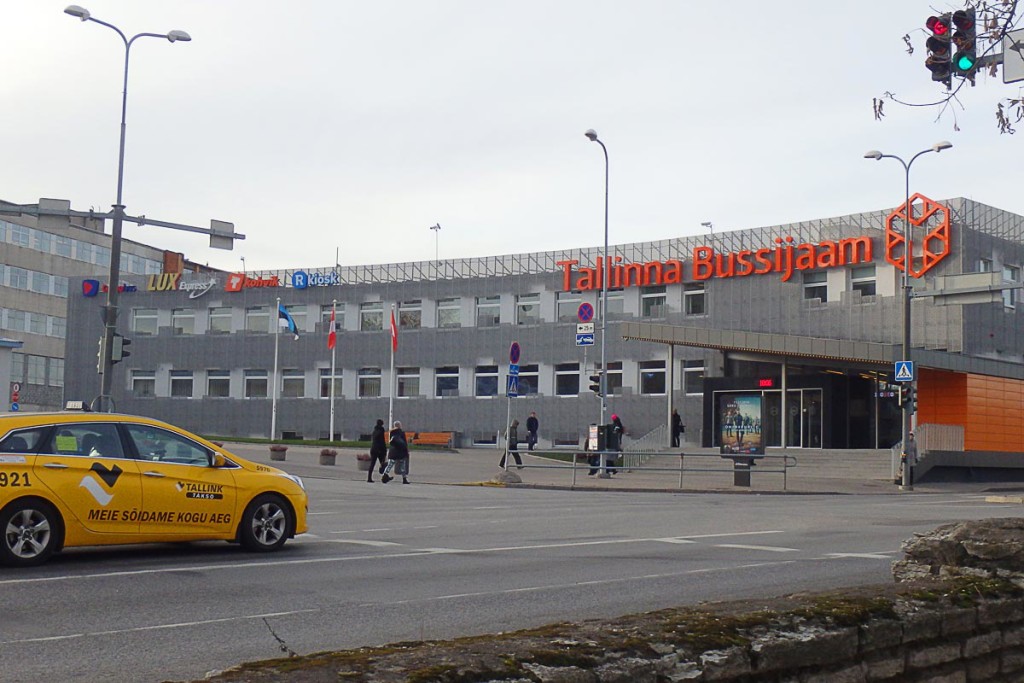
[955,54,976,71]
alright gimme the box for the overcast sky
[2,1,1020,273]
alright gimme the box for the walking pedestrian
[367,418,388,483]
[526,411,539,451]
[499,419,523,469]
[671,408,684,448]
[902,431,918,487]
[607,414,626,474]
[381,420,411,484]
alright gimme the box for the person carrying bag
[381,420,411,484]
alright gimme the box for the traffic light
[909,385,918,414]
[952,9,977,76]
[111,334,131,364]
[898,384,909,407]
[925,13,953,88]
[588,372,603,396]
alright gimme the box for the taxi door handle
[43,463,69,469]
[143,471,166,478]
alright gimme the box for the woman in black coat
[382,420,411,484]
[368,419,388,482]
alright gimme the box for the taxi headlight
[279,473,305,491]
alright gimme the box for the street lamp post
[64,5,191,412]
[585,129,609,437]
[429,223,441,262]
[864,141,952,490]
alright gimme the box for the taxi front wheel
[239,494,292,552]
[1,500,61,567]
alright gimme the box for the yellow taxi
[0,406,308,567]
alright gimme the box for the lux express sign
[557,195,951,291]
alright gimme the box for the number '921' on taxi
[0,408,308,567]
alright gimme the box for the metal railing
[621,424,668,468]
[503,449,797,490]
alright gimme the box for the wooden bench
[409,431,455,449]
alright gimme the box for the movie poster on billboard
[718,393,765,456]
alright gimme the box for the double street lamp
[863,140,952,489]
[585,129,609,431]
[64,5,191,411]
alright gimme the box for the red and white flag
[390,309,398,353]
[327,305,336,350]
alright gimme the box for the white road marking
[322,539,403,547]
[0,609,320,645]
[715,544,799,553]
[0,530,787,586]
[654,538,697,544]
[824,552,894,560]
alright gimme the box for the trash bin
[723,455,756,487]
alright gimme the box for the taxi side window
[0,428,49,453]
[42,423,125,459]
[125,424,211,466]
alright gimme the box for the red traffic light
[926,15,951,36]
[952,9,974,31]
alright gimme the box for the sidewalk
[219,442,1018,495]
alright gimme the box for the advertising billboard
[719,393,765,456]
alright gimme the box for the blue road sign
[576,333,595,347]
[894,361,914,382]
[506,375,519,397]
[508,364,519,376]
[577,302,594,323]
[509,341,521,364]
[10,402,19,412]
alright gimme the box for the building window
[397,367,420,398]
[207,370,230,397]
[602,361,623,396]
[684,360,705,395]
[54,235,72,257]
[209,307,232,334]
[8,267,28,290]
[281,370,305,398]
[94,245,110,266]
[50,317,66,339]
[360,302,383,331]
[516,293,541,325]
[320,303,345,331]
[399,300,422,329]
[132,308,158,336]
[803,271,827,301]
[283,305,306,333]
[1004,265,1020,308]
[244,370,268,398]
[26,355,46,385]
[597,289,625,318]
[245,306,270,333]
[30,272,50,294]
[319,368,342,398]
[639,360,666,395]
[170,371,193,398]
[476,295,500,327]
[437,298,461,328]
[475,365,499,397]
[557,291,582,322]
[684,283,706,315]
[518,364,539,395]
[76,241,93,262]
[132,370,156,397]
[358,367,382,397]
[640,286,666,318]
[979,258,993,272]
[171,308,195,335]
[435,366,460,397]
[53,276,68,298]
[6,310,26,332]
[10,224,30,247]
[48,358,64,388]
[28,313,46,336]
[851,265,876,297]
[33,231,51,253]
[555,362,580,396]
[10,353,24,384]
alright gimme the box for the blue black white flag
[278,304,299,340]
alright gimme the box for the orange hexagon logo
[885,193,951,278]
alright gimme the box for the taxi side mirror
[210,452,227,468]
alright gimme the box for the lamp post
[584,129,609,434]
[64,5,191,412]
[429,223,441,261]
[864,140,952,490]
[240,256,247,273]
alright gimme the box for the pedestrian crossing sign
[894,361,914,382]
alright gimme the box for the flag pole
[271,296,281,441]
[388,304,396,428]
[329,299,337,442]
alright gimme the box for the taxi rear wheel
[239,494,292,552]
[1,500,61,567]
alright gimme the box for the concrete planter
[319,449,337,466]
[269,445,288,461]
[356,454,372,471]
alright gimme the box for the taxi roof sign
[64,400,90,412]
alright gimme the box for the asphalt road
[0,477,1018,683]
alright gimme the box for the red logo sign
[885,194,951,278]
[225,273,280,292]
